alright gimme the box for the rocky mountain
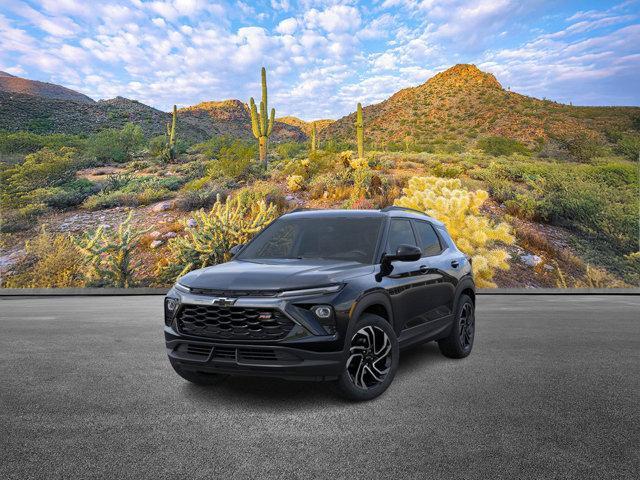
[0,71,94,104]
[276,116,334,135]
[321,64,640,148]
[179,100,306,142]
[0,91,210,142]
[0,74,305,143]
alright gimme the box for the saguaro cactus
[355,102,364,160]
[165,104,177,161]
[250,67,275,166]
[310,122,317,152]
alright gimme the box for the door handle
[450,260,460,268]
[419,265,429,274]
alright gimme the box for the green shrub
[504,194,540,220]
[192,136,236,158]
[0,203,46,232]
[148,135,167,157]
[556,132,603,162]
[82,187,173,210]
[478,136,529,156]
[0,131,87,154]
[88,123,144,163]
[615,133,640,160]
[215,140,256,177]
[0,147,80,208]
[275,142,306,160]
[174,189,228,212]
[234,181,286,211]
[432,163,464,178]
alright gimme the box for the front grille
[177,305,295,340]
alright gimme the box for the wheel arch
[453,277,476,314]
[350,291,394,328]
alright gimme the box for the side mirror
[229,244,244,256]
[388,244,422,263]
[377,244,422,281]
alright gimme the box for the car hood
[178,259,374,291]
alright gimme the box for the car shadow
[182,341,448,409]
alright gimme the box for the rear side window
[386,219,417,253]
[412,220,442,256]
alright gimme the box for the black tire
[169,357,226,386]
[438,294,475,359]
[335,313,399,401]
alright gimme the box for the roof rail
[287,207,319,213]
[380,206,428,216]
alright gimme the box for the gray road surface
[1,295,639,479]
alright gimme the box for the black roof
[283,207,444,226]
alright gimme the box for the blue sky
[0,0,638,120]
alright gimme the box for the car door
[380,218,432,333]
[411,219,457,329]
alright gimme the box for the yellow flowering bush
[395,176,514,287]
[287,174,305,192]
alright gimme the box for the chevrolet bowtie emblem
[212,297,237,307]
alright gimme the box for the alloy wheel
[346,325,392,390]
[459,303,474,349]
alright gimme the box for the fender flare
[349,290,395,329]
[453,276,476,314]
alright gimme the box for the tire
[335,313,399,401]
[438,294,475,359]
[169,357,227,386]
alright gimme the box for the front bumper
[165,327,344,381]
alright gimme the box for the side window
[413,220,442,256]
[386,219,417,253]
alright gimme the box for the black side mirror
[387,244,422,263]
[378,244,422,280]
[229,244,244,256]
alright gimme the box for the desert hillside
[0,71,95,104]
[277,116,334,135]
[179,100,306,142]
[322,64,639,151]
[0,74,305,143]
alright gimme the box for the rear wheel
[169,357,227,385]
[438,294,475,359]
[335,314,399,401]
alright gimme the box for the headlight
[278,284,343,298]
[174,282,190,293]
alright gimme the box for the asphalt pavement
[1,295,639,479]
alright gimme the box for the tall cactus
[249,67,275,166]
[165,104,177,161]
[355,102,364,160]
[310,121,317,152]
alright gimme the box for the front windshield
[237,216,383,264]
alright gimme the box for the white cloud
[271,0,291,11]
[9,2,80,37]
[276,17,298,35]
[305,5,361,33]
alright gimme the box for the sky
[0,0,638,120]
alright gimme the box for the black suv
[164,207,475,400]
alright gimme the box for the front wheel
[335,314,399,401]
[437,294,475,359]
